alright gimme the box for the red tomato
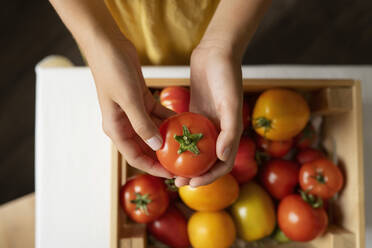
[242,97,251,129]
[147,206,190,248]
[260,159,300,200]
[299,159,344,199]
[157,112,218,177]
[296,148,325,165]
[231,137,258,184]
[278,194,328,242]
[121,174,169,223]
[160,86,190,113]
[295,123,316,149]
[256,135,293,158]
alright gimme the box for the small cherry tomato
[296,148,325,165]
[278,194,328,242]
[260,159,300,200]
[299,159,344,199]
[188,211,236,248]
[256,135,293,158]
[147,206,190,248]
[157,112,218,177]
[252,89,310,141]
[160,86,190,113]
[295,123,316,149]
[231,136,258,184]
[121,174,169,223]
[179,174,239,211]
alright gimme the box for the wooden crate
[110,79,365,248]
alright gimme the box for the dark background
[0,0,371,204]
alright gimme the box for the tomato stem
[300,190,323,208]
[174,125,203,155]
[165,178,178,192]
[254,117,272,135]
[131,192,152,215]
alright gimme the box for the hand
[175,43,243,187]
[88,39,174,178]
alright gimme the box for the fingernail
[221,147,231,161]
[146,135,163,151]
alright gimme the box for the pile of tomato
[120,87,344,248]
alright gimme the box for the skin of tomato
[188,211,236,248]
[121,174,169,223]
[260,159,300,200]
[278,195,328,242]
[156,112,218,177]
[230,182,276,242]
[231,136,258,183]
[147,206,190,248]
[299,159,344,199]
[252,89,310,141]
[256,135,293,158]
[160,86,190,113]
[179,174,239,211]
[296,148,325,165]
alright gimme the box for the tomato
[164,178,178,200]
[252,89,310,141]
[296,148,325,165]
[157,112,218,177]
[121,174,169,223]
[295,123,316,149]
[160,86,190,113]
[147,206,190,248]
[299,159,344,199]
[231,182,276,242]
[278,194,328,242]
[260,159,299,200]
[256,135,293,158]
[179,174,239,211]
[231,136,258,184]
[188,211,236,248]
[242,97,251,129]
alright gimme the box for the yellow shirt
[105,0,219,65]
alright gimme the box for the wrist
[196,38,244,62]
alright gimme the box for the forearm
[49,0,127,58]
[200,0,271,58]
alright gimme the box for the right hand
[87,38,174,178]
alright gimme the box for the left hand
[175,42,244,187]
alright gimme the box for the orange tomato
[188,211,236,248]
[252,89,310,141]
[179,174,239,211]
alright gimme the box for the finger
[189,158,235,187]
[216,103,243,161]
[144,90,175,119]
[175,177,190,188]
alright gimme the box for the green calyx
[300,123,315,143]
[254,117,272,135]
[314,172,326,184]
[130,192,152,215]
[165,178,178,192]
[174,125,203,155]
[300,190,323,209]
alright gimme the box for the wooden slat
[311,87,353,115]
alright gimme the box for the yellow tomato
[188,211,236,248]
[252,88,310,141]
[179,174,239,211]
[231,181,276,242]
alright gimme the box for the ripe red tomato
[157,112,218,177]
[256,135,293,158]
[299,159,344,199]
[147,206,190,248]
[231,136,258,184]
[121,174,169,223]
[296,148,325,165]
[278,194,328,242]
[160,86,190,113]
[242,97,251,129]
[260,159,300,200]
[295,123,316,149]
